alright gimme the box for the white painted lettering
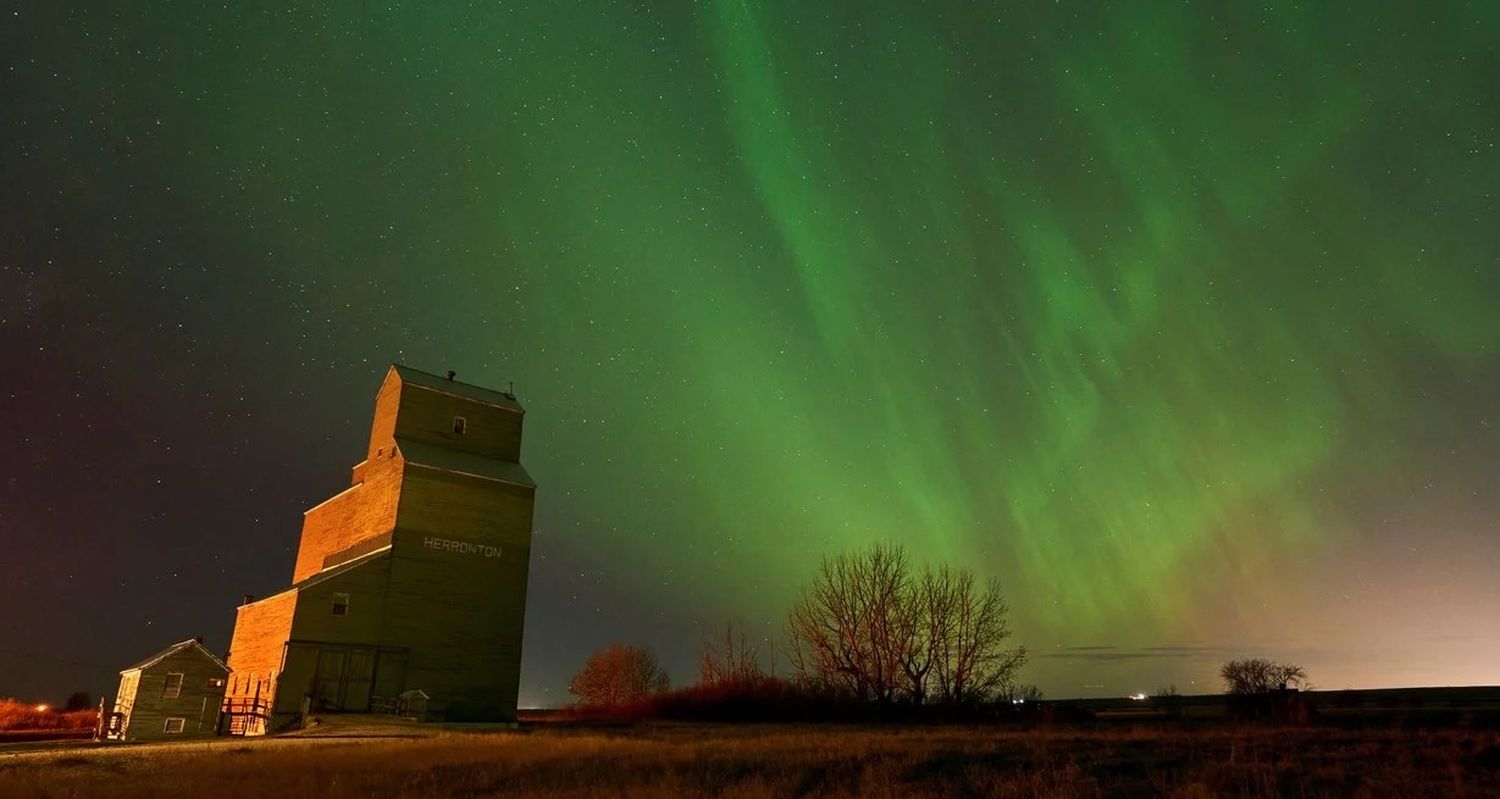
[422,535,503,559]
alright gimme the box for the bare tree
[896,567,938,705]
[698,621,763,686]
[1003,683,1044,703]
[1220,658,1307,694]
[926,567,1026,704]
[786,543,1026,706]
[786,542,914,703]
[568,644,671,706]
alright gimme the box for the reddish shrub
[544,677,1050,725]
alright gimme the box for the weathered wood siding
[288,555,393,645]
[395,383,522,462]
[275,552,396,714]
[292,454,402,582]
[384,465,534,721]
[118,649,227,741]
[363,367,405,458]
[226,590,297,704]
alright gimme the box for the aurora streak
[2,1,1496,700]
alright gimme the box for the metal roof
[395,438,535,488]
[231,546,391,605]
[295,545,393,589]
[121,639,228,675]
[390,364,524,413]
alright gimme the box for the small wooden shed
[107,638,229,742]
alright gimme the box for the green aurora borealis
[3,2,1497,700]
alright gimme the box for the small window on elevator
[453,416,467,435]
[331,593,350,616]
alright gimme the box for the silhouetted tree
[1003,683,1044,703]
[922,565,1026,705]
[568,644,671,706]
[1154,684,1182,717]
[1220,658,1307,694]
[698,621,763,687]
[785,542,913,703]
[64,692,92,712]
[785,542,1026,705]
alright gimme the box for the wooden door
[345,651,375,711]
[314,650,346,708]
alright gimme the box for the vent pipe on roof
[446,370,456,381]
[241,594,254,606]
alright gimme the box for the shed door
[345,651,375,711]
[315,650,346,707]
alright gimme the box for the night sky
[3,2,1497,706]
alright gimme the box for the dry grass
[0,700,95,732]
[2,723,1498,798]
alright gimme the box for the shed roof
[391,364,524,413]
[122,639,228,675]
[395,438,535,488]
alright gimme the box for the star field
[2,1,1497,703]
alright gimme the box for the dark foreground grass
[2,723,1499,798]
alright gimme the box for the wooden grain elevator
[224,365,535,730]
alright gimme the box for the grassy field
[2,721,1499,798]
[0,700,96,735]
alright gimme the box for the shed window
[332,593,350,616]
[162,673,184,699]
[452,416,467,435]
[164,717,185,734]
